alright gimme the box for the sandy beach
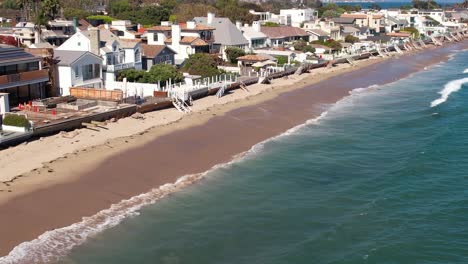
[0,40,467,261]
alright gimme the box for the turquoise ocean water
[53,50,468,263]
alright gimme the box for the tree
[63,8,90,19]
[143,64,183,84]
[182,53,222,77]
[401,27,420,39]
[345,35,359,43]
[263,22,279,27]
[41,0,61,19]
[3,0,20,9]
[303,45,315,53]
[225,47,246,64]
[412,0,440,9]
[117,64,183,84]
[293,39,307,51]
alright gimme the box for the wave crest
[430,77,468,108]
[464,69,468,74]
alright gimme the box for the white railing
[106,62,142,72]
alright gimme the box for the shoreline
[1,41,467,261]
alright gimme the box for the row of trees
[118,54,224,84]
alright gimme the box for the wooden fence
[70,87,123,101]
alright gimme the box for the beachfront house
[140,44,177,70]
[0,44,49,110]
[53,50,103,96]
[260,26,310,47]
[194,13,249,61]
[145,21,214,65]
[279,8,318,27]
[340,13,385,33]
[57,27,142,82]
[241,22,268,50]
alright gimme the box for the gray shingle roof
[0,45,41,65]
[193,16,249,46]
[54,50,102,66]
[332,17,356,24]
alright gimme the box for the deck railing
[0,69,49,86]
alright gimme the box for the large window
[82,64,100,80]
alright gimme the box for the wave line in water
[430,77,468,108]
[0,109,336,264]
[464,68,468,73]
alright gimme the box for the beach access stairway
[430,36,443,46]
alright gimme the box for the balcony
[105,62,142,72]
[0,69,49,89]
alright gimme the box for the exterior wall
[57,33,90,52]
[279,9,316,27]
[56,66,72,95]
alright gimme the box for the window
[78,42,81,46]
[74,66,79,78]
[153,33,158,42]
[135,49,141,62]
[28,62,39,71]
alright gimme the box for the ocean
[335,1,464,9]
[41,49,468,263]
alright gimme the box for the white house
[54,50,103,96]
[108,20,142,40]
[279,8,317,27]
[145,21,214,65]
[240,21,268,50]
[57,27,142,82]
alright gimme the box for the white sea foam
[0,108,335,264]
[463,69,468,74]
[430,77,468,107]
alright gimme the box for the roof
[332,17,356,24]
[146,23,215,32]
[373,14,384,19]
[310,44,332,50]
[367,35,392,43]
[0,45,41,65]
[307,29,329,37]
[164,36,208,46]
[342,26,360,34]
[141,44,176,58]
[119,39,141,48]
[31,42,54,48]
[358,26,369,34]
[260,26,309,39]
[80,27,119,47]
[193,16,249,46]
[241,26,267,40]
[53,50,102,66]
[341,13,368,19]
[78,19,90,31]
[237,54,270,62]
[386,32,411,37]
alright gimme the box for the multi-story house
[57,27,142,82]
[260,26,309,47]
[240,21,268,50]
[0,44,49,110]
[279,8,318,27]
[340,13,385,33]
[145,21,214,65]
[107,20,142,40]
[54,50,103,96]
[194,13,249,61]
[303,19,342,40]
[14,20,77,47]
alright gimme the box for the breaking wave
[463,69,468,73]
[0,105,336,264]
[430,77,468,107]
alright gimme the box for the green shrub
[225,47,246,64]
[87,15,115,24]
[3,114,31,128]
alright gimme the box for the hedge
[3,114,31,128]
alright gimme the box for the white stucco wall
[57,33,90,52]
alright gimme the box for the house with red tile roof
[145,21,214,65]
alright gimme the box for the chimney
[187,20,196,29]
[207,12,215,24]
[89,27,100,55]
[171,24,181,49]
[236,21,242,30]
[253,21,261,32]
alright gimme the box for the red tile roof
[386,32,411,37]
[237,55,270,62]
[146,23,215,32]
[141,44,175,57]
[164,36,208,46]
[341,13,368,19]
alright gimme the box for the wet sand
[1,41,467,259]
